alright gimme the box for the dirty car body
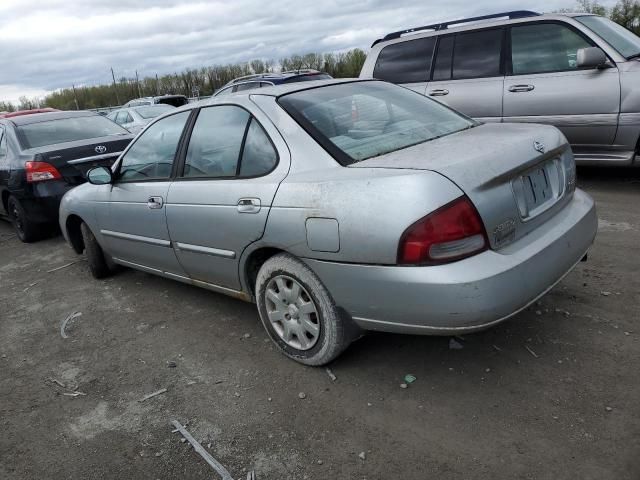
[59,79,597,364]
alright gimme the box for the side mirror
[577,47,608,68]
[87,166,113,185]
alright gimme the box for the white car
[107,105,176,133]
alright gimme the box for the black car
[0,110,133,242]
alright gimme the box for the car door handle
[428,89,449,96]
[147,196,163,209]
[508,84,535,93]
[237,198,261,214]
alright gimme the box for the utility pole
[155,74,160,96]
[71,84,80,110]
[110,67,121,105]
[135,70,143,98]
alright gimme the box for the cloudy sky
[0,0,616,103]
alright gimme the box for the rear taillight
[398,196,488,265]
[25,161,62,182]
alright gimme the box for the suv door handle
[508,84,535,93]
[147,196,163,209]
[428,89,449,96]
[237,198,261,214]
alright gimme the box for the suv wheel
[255,253,354,366]
[7,196,40,243]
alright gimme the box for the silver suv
[360,10,640,166]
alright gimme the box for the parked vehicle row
[59,79,597,365]
[360,10,640,166]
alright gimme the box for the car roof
[5,110,98,126]
[372,11,598,47]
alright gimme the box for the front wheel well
[244,247,285,297]
[65,215,85,254]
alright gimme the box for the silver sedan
[59,79,597,365]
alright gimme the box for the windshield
[18,115,129,149]
[135,105,175,119]
[576,15,640,58]
[278,81,474,165]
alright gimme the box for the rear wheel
[7,196,40,243]
[80,222,112,279]
[255,253,354,366]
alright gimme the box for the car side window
[118,111,190,182]
[510,23,593,75]
[239,118,278,177]
[432,35,454,81]
[235,82,259,92]
[115,111,127,125]
[184,106,250,177]
[452,29,503,79]
[373,37,436,84]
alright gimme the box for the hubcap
[265,275,320,351]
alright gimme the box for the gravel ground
[0,167,638,480]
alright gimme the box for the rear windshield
[278,81,474,165]
[284,73,332,83]
[135,105,175,119]
[17,116,129,149]
[576,15,640,59]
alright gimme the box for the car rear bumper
[18,180,73,223]
[304,188,597,335]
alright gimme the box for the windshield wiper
[627,52,640,60]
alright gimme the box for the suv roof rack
[372,10,541,46]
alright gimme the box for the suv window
[452,29,503,79]
[373,37,436,83]
[510,23,593,75]
[235,82,260,92]
[118,111,190,182]
[432,36,454,81]
[184,106,250,177]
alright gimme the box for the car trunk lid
[27,135,132,185]
[350,123,576,250]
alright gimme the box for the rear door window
[117,111,190,181]
[373,37,436,83]
[183,106,277,178]
[238,119,278,177]
[183,106,250,177]
[510,23,593,74]
[452,29,503,79]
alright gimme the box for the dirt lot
[0,167,638,480]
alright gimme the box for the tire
[7,196,40,243]
[255,253,354,366]
[80,222,112,279]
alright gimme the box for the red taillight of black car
[398,196,488,265]
[25,161,62,183]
